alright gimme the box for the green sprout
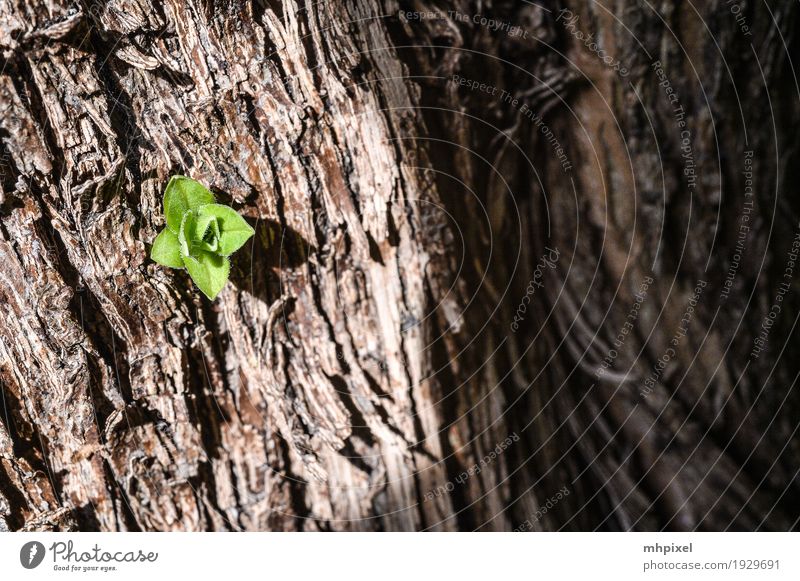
[151,176,254,299]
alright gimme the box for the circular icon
[20,541,46,569]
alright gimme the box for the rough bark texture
[0,0,798,531]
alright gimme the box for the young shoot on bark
[150,176,254,299]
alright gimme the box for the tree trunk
[1,0,798,531]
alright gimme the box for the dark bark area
[1,0,799,531]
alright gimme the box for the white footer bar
[2,532,797,580]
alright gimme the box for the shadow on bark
[229,219,311,306]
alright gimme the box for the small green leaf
[178,210,196,258]
[164,176,215,233]
[179,209,221,254]
[183,250,230,299]
[203,217,221,252]
[193,213,220,252]
[196,204,255,256]
[151,228,184,268]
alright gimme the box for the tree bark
[1,0,798,531]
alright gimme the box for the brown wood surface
[0,0,798,531]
